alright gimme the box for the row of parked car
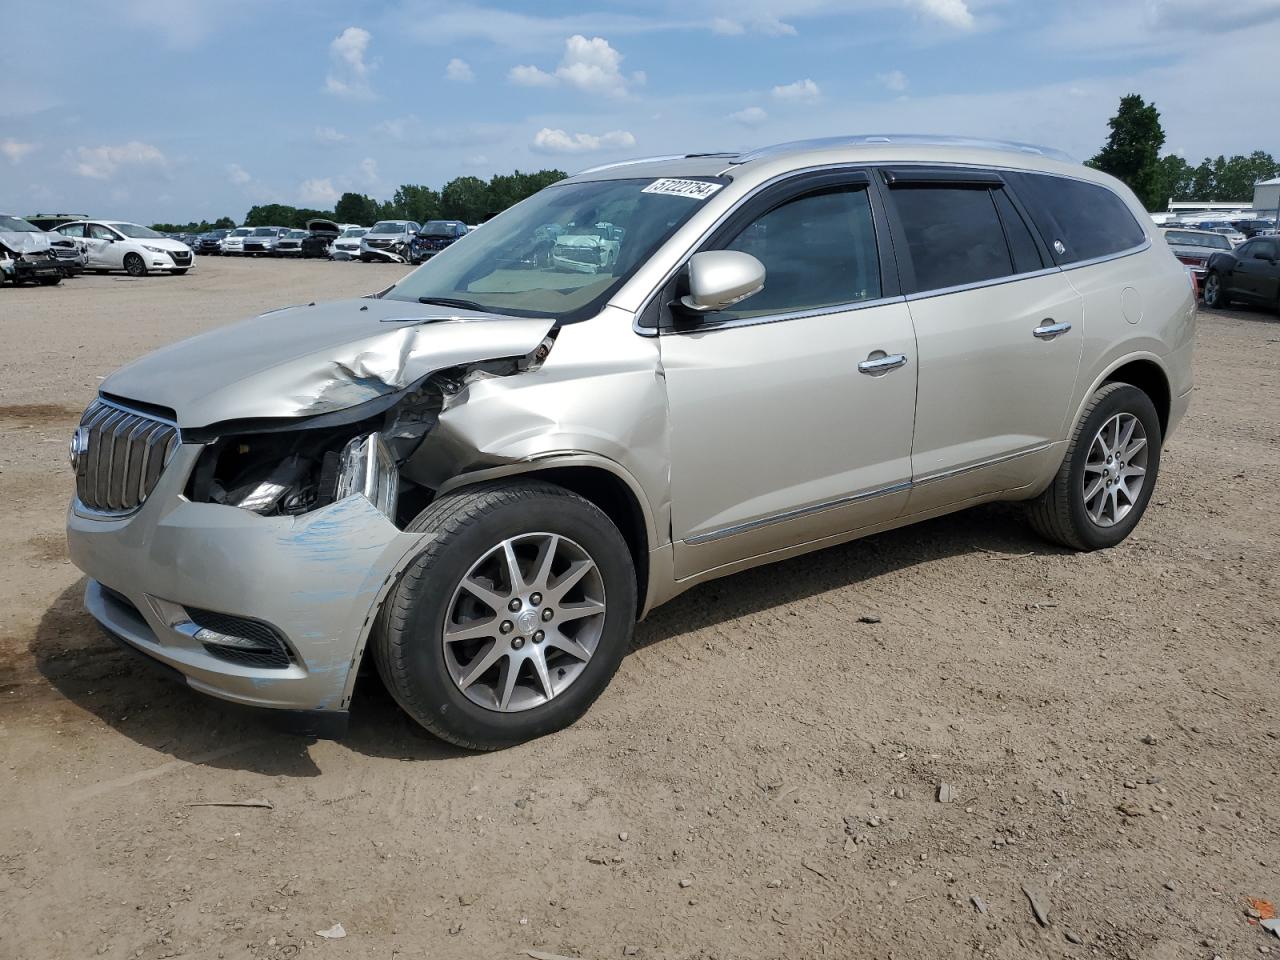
[181,218,474,265]
[1,213,196,284]
[1163,223,1280,313]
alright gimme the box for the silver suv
[66,136,1196,748]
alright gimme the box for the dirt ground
[2,257,1278,960]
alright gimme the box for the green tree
[389,184,441,223]
[440,176,490,223]
[1149,154,1194,206]
[333,192,379,226]
[1090,94,1166,210]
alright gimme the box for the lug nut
[529,592,542,606]
[533,630,545,643]
[508,598,522,612]
[541,608,554,622]
[511,636,525,649]
[499,620,514,634]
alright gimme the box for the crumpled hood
[0,231,52,255]
[101,297,555,430]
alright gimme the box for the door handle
[858,352,908,375]
[1032,320,1072,340]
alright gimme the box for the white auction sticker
[641,178,724,200]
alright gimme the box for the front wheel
[1029,383,1162,550]
[1202,271,1229,308]
[123,253,147,277]
[372,480,636,750]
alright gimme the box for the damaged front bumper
[67,444,424,717]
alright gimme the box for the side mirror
[678,251,766,314]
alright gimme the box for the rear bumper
[66,445,424,714]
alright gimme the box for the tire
[1029,382,1162,551]
[123,253,147,277]
[171,269,188,276]
[1202,271,1229,308]
[372,480,636,750]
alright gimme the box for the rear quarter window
[1011,173,1147,265]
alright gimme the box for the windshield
[111,223,163,239]
[370,221,408,233]
[0,215,41,232]
[252,227,278,237]
[385,177,722,322]
[341,228,367,238]
[1165,231,1231,250]
[285,230,308,238]
[422,221,461,236]
[231,228,252,237]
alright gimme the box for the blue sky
[3,0,1279,224]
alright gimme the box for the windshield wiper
[417,296,487,311]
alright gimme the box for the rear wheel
[1202,271,1229,308]
[123,253,147,277]
[373,480,636,750]
[1029,382,1162,551]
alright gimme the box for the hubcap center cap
[515,607,541,634]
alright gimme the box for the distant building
[1165,200,1251,215]
[1254,177,1280,215]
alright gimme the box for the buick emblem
[69,426,89,470]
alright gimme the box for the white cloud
[730,106,769,127]
[710,17,745,35]
[375,115,417,140]
[360,157,379,184]
[509,64,558,87]
[877,69,909,92]
[510,35,640,97]
[1,139,36,164]
[772,78,821,102]
[531,128,636,154]
[315,126,349,143]
[708,14,796,36]
[299,178,340,207]
[227,163,252,185]
[908,0,975,30]
[445,57,475,82]
[325,26,376,100]
[70,141,167,180]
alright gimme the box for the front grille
[76,400,179,514]
[171,251,192,264]
[365,238,392,248]
[186,607,293,668]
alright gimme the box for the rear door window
[1010,173,1146,265]
[887,185,1016,292]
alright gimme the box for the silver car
[66,136,1195,748]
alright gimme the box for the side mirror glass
[678,251,766,315]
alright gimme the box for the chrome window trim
[669,294,908,335]
[1057,237,1152,272]
[684,481,912,546]
[902,266,1062,303]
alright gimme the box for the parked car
[1162,227,1233,284]
[220,227,252,256]
[1231,218,1276,239]
[300,219,357,259]
[53,220,193,276]
[359,220,419,261]
[1202,235,1280,312]
[243,226,289,256]
[274,229,310,257]
[195,230,229,255]
[64,136,1195,748]
[0,214,63,286]
[46,232,88,277]
[24,213,89,231]
[330,226,368,260]
[409,220,469,264]
[551,222,622,273]
[1209,226,1247,246]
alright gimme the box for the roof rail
[733,135,1076,165]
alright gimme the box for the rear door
[659,170,918,578]
[879,168,1085,512]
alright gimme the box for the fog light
[335,432,398,519]
[194,627,267,650]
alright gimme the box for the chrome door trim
[666,294,908,335]
[857,353,908,374]
[912,442,1054,486]
[1058,237,1151,272]
[1032,321,1072,340]
[902,266,1061,303]
[683,481,912,546]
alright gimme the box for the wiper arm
[417,296,486,311]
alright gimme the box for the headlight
[142,245,170,254]
[335,432,399,519]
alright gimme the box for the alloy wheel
[1082,412,1149,527]
[1203,273,1220,306]
[442,532,607,712]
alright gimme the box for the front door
[86,223,124,269]
[879,171,1084,511]
[661,173,918,579]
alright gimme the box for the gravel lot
[2,257,1279,960]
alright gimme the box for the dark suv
[409,220,469,264]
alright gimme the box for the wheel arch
[1072,352,1172,440]
[433,455,659,616]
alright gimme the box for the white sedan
[53,220,194,276]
